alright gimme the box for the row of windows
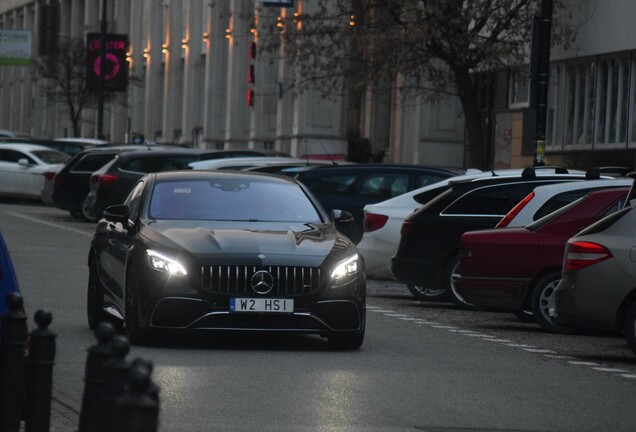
[545,53,636,150]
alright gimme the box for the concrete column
[161,0,184,144]
[127,0,145,141]
[108,0,129,142]
[202,2,228,149]
[289,0,347,159]
[69,0,85,38]
[143,0,164,141]
[224,0,251,149]
[19,5,33,136]
[248,5,278,150]
[180,0,204,147]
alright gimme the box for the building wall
[1,1,636,167]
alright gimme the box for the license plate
[230,298,294,313]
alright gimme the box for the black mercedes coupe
[87,170,366,349]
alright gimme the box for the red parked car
[455,187,628,333]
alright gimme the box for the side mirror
[331,209,354,226]
[18,158,30,167]
[103,204,130,225]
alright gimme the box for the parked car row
[350,165,636,356]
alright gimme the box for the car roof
[188,156,301,170]
[0,142,68,153]
[295,163,465,175]
[151,169,298,184]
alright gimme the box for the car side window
[443,184,521,216]
[308,174,357,195]
[72,154,116,173]
[0,149,33,164]
[358,174,410,200]
[414,174,449,188]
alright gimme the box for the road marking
[592,367,628,373]
[567,361,601,366]
[2,210,92,237]
[523,348,556,354]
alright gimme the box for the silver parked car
[555,176,636,354]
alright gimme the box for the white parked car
[357,167,591,279]
[0,143,69,201]
[495,177,632,228]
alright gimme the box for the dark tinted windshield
[149,178,322,222]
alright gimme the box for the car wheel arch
[525,266,563,307]
[616,288,636,330]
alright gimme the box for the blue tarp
[0,231,20,319]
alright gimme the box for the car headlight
[146,249,187,276]
[330,254,360,287]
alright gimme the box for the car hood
[140,220,347,266]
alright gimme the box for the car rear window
[32,150,70,164]
[443,184,522,216]
[533,188,596,221]
[122,155,200,173]
[305,174,357,195]
[72,153,118,172]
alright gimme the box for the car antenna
[316,137,337,166]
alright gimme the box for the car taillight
[92,174,119,185]
[496,191,535,228]
[563,241,612,271]
[400,220,413,237]
[43,171,56,181]
[364,212,389,233]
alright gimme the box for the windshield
[149,178,322,223]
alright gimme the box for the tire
[445,254,476,310]
[125,269,149,345]
[87,258,106,329]
[81,196,98,222]
[624,302,636,355]
[530,271,576,334]
[407,284,448,301]
[328,330,365,350]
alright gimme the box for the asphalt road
[2,201,636,432]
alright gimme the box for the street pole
[97,0,107,140]
[533,0,553,166]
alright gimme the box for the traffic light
[85,33,129,92]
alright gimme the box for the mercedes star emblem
[251,270,274,294]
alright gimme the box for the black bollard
[129,358,160,403]
[114,362,160,432]
[97,335,131,432]
[25,310,56,432]
[0,293,28,432]
[78,321,116,432]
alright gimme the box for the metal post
[533,0,553,166]
[97,0,108,139]
[0,293,28,432]
[25,310,56,432]
[78,321,116,432]
[114,360,160,432]
[98,335,131,432]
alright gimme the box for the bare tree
[32,37,95,137]
[258,0,576,169]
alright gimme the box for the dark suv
[82,148,202,221]
[295,164,464,243]
[391,167,605,305]
[52,145,151,219]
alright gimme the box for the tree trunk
[454,69,488,169]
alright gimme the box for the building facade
[0,0,635,169]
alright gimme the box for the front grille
[202,265,321,296]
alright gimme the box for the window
[72,154,117,173]
[358,174,409,200]
[443,184,522,216]
[308,174,357,195]
[595,56,630,146]
[509,67,530,108]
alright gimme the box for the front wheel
[531,271,576,334]
[87,258,106,329]
[624,302,636,355]
[125,269,149,345]
[407,284,448,301]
